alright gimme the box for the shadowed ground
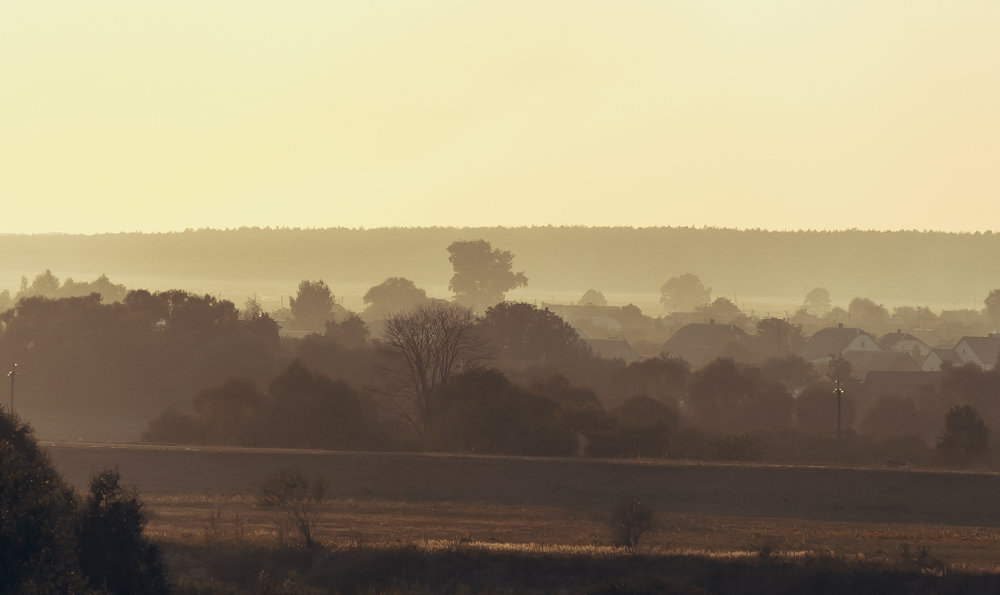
[46,442,1000,527]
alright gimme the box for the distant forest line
[2,227,998,308]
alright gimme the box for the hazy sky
[3,2,998,234]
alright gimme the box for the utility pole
[833,377,844,443]
[8,362,19,415]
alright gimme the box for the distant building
[842,350,920,378]
[954,335,1000,370]
[660,321,749,367]
[543,303,651,340]
[800,324,880,366]
[878,330,932,360]
[922,347,962,372]
[584,338,641,364]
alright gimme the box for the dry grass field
[46,442,1000,573]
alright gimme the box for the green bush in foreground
[0,409,167,594]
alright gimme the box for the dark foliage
[447,239,528,312]
[436,367,577,456]
[168,540,1000,595]
[688,358,793,433]
[1,409,167,594]
[0,290,284,427]
[588,395,677,458]
[478,301,591,370]
[0,411,85,594]
[77,468,169,594]
[145,361,374,450]
[937,405,991,467]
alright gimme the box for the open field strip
[47,442,1000,571]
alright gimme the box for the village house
[953,335,1000,370]
[660,320,749,367]
[922,347,962,371]
[800,323,881,366]
[584,338,641,364]
[878,330,932,361]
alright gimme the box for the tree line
[4,226,1000,306]
[2,240,998,467]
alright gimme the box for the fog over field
[2,227,998,313]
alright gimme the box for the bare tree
[376,302,483,437]
[256,467,327,550]
[612,496,656,549]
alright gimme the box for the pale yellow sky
[2,1,998,234]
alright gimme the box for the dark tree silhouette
[753,318,805,360]
[77,468,169,594]
[577,289,608,307]
[478,302,590,370]
[323,311,370,350]
[985,289,1000,323]
[608,356,690,405]
[16,269,127,303]
[659,273,710,312]
[447,240,527,312]
[263,360,370,449]
[0,411,85,593]
[760,355,816,390]
[937,404,990,466]
[588,395,677,458]
[436,367,576,455]
[696,297,747,326]
[803,287,832,315]
[688,358,793,433]
[289,279,339,332]
[18,269,60,297]
[193,378,263,445]
[848,297,891,334]
[376,303,482,437]
[363,277,429,319]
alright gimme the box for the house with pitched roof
[878,330,932,360]
[584,338,641,363]
[660,321,749,367]
[954,335,1000,370]
[843,350,919,378]
[922,347,962,371]
[800,323,881,366]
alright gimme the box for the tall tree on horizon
[447,240,527,313]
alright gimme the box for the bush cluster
[0,410,168,594]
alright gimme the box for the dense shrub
[1,409,167,594]
[937,405,991,467]
[0,412,85,593]
[77,468,169,594]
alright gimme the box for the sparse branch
[375,303,483,439]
